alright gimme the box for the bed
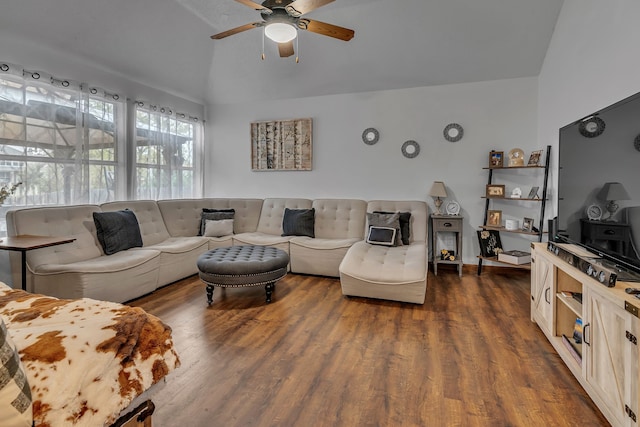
[0,282,180,426]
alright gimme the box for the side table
[431,214,463,277]
[0,235,75,291]
[580,219,632,257]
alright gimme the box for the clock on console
[586,204,603,221]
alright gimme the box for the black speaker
[548,217,559,242]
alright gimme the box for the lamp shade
[264,23,297,43]
[598,182,630,201]
[429,181,448,198]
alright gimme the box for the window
[0,63,204,235]
[0,71,124,207]
[134,104,202,200]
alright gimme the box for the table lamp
[429,181,448,215]
[598,182,630,222]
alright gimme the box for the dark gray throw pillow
[93,209,143,255]
[367,212,401,246]
[199,209,235,236]
[373,210,411,245]
[282,208,315,238]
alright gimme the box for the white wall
[207,77,541,264]
[538,0,640,218]
[0,32,204,117]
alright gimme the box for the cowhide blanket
[0,282,180,427]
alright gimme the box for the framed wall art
[251,118,312,171]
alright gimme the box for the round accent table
[197,245,289,305]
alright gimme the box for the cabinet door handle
[443,222,452,227]
[583,323,591,346]
[545,287,550,304]
[625,404,637,422]
[604,229,615,235]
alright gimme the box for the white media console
[531,241,640,426]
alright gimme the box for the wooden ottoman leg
[265,282,274,303]
[206,284,214,305]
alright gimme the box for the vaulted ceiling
[0,0,563,105]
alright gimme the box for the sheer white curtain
[0,61,204,218]
[0,62,125,208]
[133,101,203,200]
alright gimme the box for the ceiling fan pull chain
[261,28,266,60]
[296,34,299,63]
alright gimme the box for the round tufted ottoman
[197,245,289,305]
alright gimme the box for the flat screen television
[557,91,640,277]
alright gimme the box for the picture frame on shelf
[487,210,502,227]
[522,217,534,232]
[490,151,504,168]
[477,229,503,257]
[486,184,505,198]
[528,150,543,166]
[527,186,539,199]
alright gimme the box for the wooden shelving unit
[476,255,532,270]
[477,145,550,275]
[478,224,545,236]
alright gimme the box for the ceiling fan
[211,0,355,60]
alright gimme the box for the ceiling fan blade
[302,19,354,41]
[211,22,261,39]
[278,41,295,57]
[234,0,272,14]
[285,0,335,17]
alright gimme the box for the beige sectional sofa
[6,198,428,304]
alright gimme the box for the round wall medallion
[443,123,464,142]
[634,134,640,152]
[578,116,606,138]
[362,128,379,145]
[401,140,420,158]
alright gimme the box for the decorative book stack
[562,334,582,365]
[497,250,531,264]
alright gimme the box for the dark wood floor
[130,265,609,427]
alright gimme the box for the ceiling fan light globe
[264,23,297,43]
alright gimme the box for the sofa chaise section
[6,205,161,302]
[289,199,367,277]
[339,200,428,304]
